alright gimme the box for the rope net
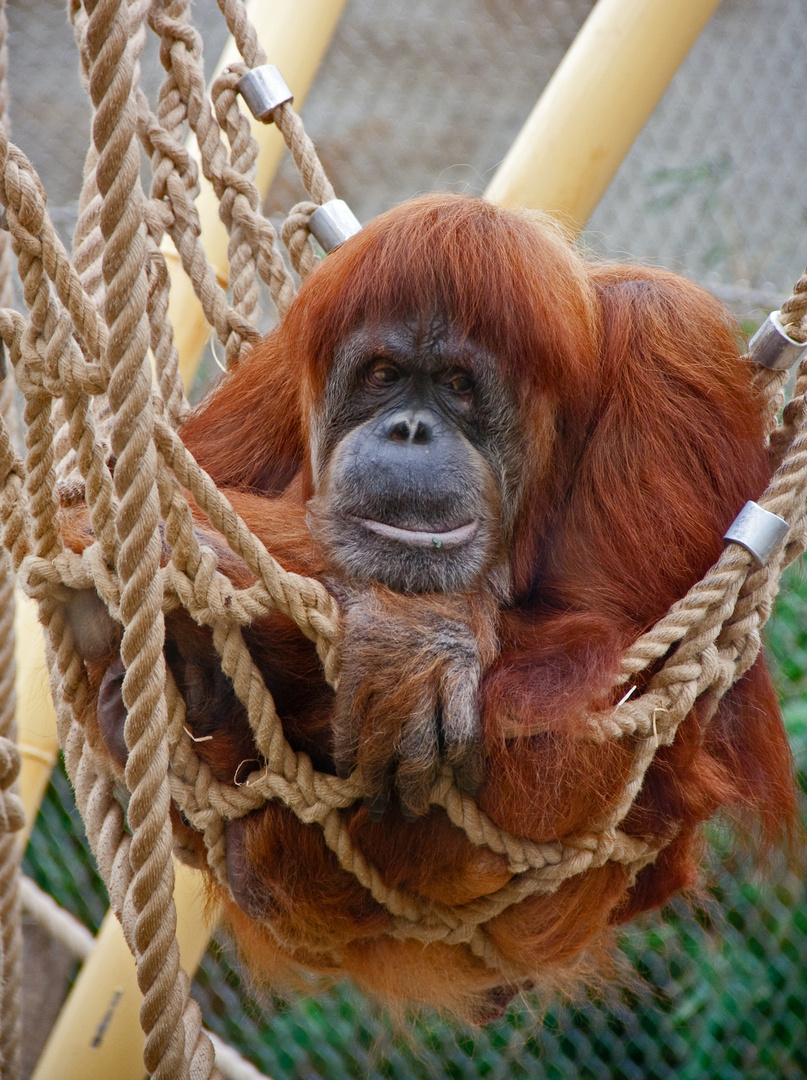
[1,0,807,1077]
[0,4,24,1077]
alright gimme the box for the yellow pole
[15,601,220,1080]
[167,0,350,390]
[31,861,218,1080]
[485,0,723,232]
[15,593,59,847]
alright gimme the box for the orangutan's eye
[367,360,402,387]
[443,371,474,395]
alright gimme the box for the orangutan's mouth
[357,518,479,549]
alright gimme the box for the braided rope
[0,0,806,1069]
[780,267,807,342]
[0,324,23,1080]
[0,368,22,1080]
[0,15,24,1078]
[75,2,215,1077]
[4,110,807,956]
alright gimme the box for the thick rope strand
[0,10,24,1072]
[79,0,210,1074]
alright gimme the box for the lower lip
[357,518,479,549]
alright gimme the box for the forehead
[333,318,497,376]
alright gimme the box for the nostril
[386,412,433,444]
[389,419,411,442]
[412,419,429,444]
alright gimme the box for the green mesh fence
[22,562,807,1079]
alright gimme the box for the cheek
[96,656,128,767]
[306,370,370,491]
[499,393,557,562]
[306,409,329,490]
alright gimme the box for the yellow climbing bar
[30,861,218,1080]
[485,0,723,232]
[15,593,58,847]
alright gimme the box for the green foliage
[190,862,807,1080]
[766,558,807,792]
[22,558,807,1077]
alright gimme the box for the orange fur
[70,194,796,1021]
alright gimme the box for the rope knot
[147,8,202,58]
[0,737,25,836]
[0,735,20,790]
[282,200,319,279]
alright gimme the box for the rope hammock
[1,0,807,1077]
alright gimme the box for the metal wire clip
[748,310,807,371]
[724,500,788,565]
[237,65,294,123]
[308,200,362,252]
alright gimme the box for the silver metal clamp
[724,500,789,565]
[237,65,294,123]
[308,200,362,253]
[748,310,807,371]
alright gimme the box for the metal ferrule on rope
[308,199,362,252]
[723,500,789,565]
[748,309,807,370]
[237,64,294,123]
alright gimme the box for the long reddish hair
[176,194,797,1014]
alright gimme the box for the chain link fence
[23,709,807,1079]
[9,0,807,1075]
[9,0,806,314]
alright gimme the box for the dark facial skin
[307,319,521,596]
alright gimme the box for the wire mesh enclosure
[8,0,806,312]
[4,0,807,1078]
